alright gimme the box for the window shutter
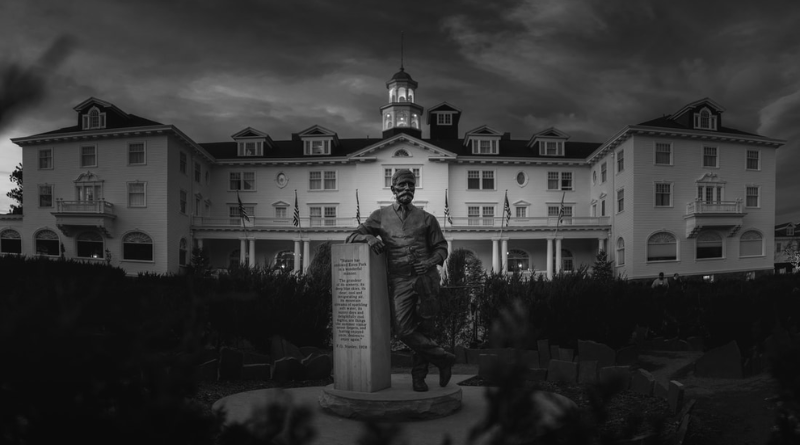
[82,115,89,129]
[99,113,106,128]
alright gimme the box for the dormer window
[471,139,499,155]
[693,107,718,130]
[237,141,264,156]
[82,106,106,130]
[304,139,331,155]
[788,226,795,236]
[437,113,453,125]
[539,140,564,156]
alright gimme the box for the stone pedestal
[331,243,391,393]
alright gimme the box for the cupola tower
[380,35,423,138]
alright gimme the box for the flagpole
[555,190,566,238]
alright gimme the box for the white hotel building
[2,67,785,280]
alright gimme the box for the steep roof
[30,114,164,137]
[636,116,763,137]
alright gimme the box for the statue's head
[391,169,416,205]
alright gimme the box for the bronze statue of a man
[346,169,455,392]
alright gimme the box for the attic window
[394,149,410,157]
[304,139,331,155]
[693,108,717,131]
[82,106,107,130]
[471,139,498,155]
[437,113,453,125]
[539,140,564,156]
[788,227,795,236]
[238,141,263,156]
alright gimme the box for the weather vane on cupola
[381,30,422,138]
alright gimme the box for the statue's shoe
[439,352,456,387]
[412,378,429,392]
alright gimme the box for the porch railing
[686,199,743,215]
[55,200,115,215]
[192,215,611,229]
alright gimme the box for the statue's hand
[413,258,433,275]
[366,235,384,255]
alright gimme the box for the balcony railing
[192,216,611,229]
[686,199,743,215]
[55,200,115,215]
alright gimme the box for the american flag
[292,189,300,227]
[503,190,511,227]
[356,189,361,225]
[444,189,453,225]
[237,192,250,223]
[557,191,566,225]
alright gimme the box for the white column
[249,239,256,268]
[546,238,554,280]
[197,239,203,249]
[293,239,302,273]
[501,238,508,275]
[303,240,311,273]
[555,238,563,274]
[239,239,246,266]
[492,238,500,273]
[598,238,604,254]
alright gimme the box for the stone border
[319,383,462,421]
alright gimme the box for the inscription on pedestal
[331,243,390,393]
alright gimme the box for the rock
[270,335,304,360]
[578,360,598,384]
[521,350,539,368]
[243,351,270,365]
[218,347,244,381]
[199,359,218,382]
[615,346,638,366]
[547,359,578,384]
[537,339,551,368]
[303,353,333,380]
[271,356,305,381]
[558,348,574,362]
[578,340,616,368]
[631,369,655,396]
[241,363,270,380]
[525,368,548,382]
[599,366,631,390]
[654,381,669,400]
[694,340,743,379]
[669,380,685,414]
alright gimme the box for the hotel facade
[2,67,785,280]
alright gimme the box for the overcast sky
[1,0,799,222]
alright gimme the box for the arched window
[35,229,60,256]
[122,231,153,261]
[89,108,100,128]
[739,230,763,257]
[561,249,574,272]
[229,249,240,269]
[76,232,104,259]
[507,249,529,273]
[616,238,625,266]
[276,250,295,271]
[697,231,723,259]
[700,109,710,128]
[394,149,409,157]
[179,238,188,266]
[0,229,22,254]
[647,232,677,261]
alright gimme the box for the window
[310,171,337,190]
[195,197,200,215]
[304,139,331,155]
[746,150,760,170]
[82,107,106,130]
[515,207,527,218]
[703,146,718,167]
[238,141,264,156]
[194,162,201,183]
[0,229,22,254]
[539,140,564,156]
[309,206,337,226]
[616,238,625,266]
[592,170,597,184]
[179,152,187,174]
[547,172,572,191]
[179,238,188,266]
[561,249,574,272]
[617,189,624,213]
[507,249,529,273]
[123,231,153,261]
[76,232,104,259]
[38,184,53,208]
[547,172,559,190]
[437,113,452,125]
[697,184,724,203]
[647,232,677,261]
[548,205,573,223]
[601,163,607,183]
[230,172,256,191]
[746,186,760,208]
[39,149,53,169]
[467,206,494,225]
[471,139,498,154]
[127,182,146,207]
[482,206,494,225]
[655,143,672,165]
[229,249,240,269]
[601,200,606,216]
[468,206,480,225]
[591,203,597,217]
[35,229,60,256]
[516,171,527,186]
[697,231,723,259]
[617,150,624,173]
[128,143,145,165]
[275,207,287,218]
[561,172,572,191]
[180,190,187,214]
[655,183,672,207]
[788,227,795,236]
[81,145,97,167]
[394,149,409,157]
[694,108,717,130]
[384,168,421,187]
[467,170,494,190]
[276,251,295,270]
[229,205,254,225]
[740,230,763,257]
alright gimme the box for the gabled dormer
[528,127,570,156]
[669,98,724,131]
[232,127,273,157]
[464,125,502,155]
[296,125,339,156]
[74,97,128,130]
[427,102,462,140]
